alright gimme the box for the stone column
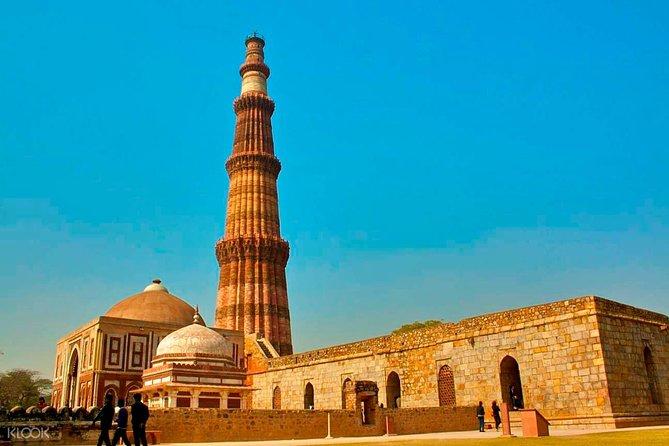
[167,392,178,408]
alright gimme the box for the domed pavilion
[51,280,245,409]
[137,309,251,409]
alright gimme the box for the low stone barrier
[147,406,477,443]
[1,406,476,444]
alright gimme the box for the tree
[392,320,443,335]
[0,369,51,408]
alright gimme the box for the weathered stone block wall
[141,407,475,443]
[254,298,610,421]
[146,409,326,443]
[595,298,669,425]
[385,406,478,434]
[442,306,611,423]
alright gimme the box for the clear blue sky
[1,1,668,377]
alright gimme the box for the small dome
[143,279,168,292]
[105,280,195,325]
[155,310,233,361]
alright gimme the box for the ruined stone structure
[247,296,669,429]
[51,35,669,437]
[214,34,292,356]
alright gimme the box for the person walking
[492,400,502,431]
[111,399,131,446]
[130,393,149,446]
[92,394,115,446]
[476,401,485,432]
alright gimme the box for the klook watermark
[3,426,59,441]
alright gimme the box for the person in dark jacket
[130,393,149,446]
[492,400,502,431]
[92,394,115,446]
[111,399,131,446]
[476,401,485,432]
[509,385,523,410]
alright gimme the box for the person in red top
[37,397,47,411]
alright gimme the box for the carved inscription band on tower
[214,35,293,355]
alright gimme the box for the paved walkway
[160,424,669,446]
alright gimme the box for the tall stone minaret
[214,34,293,356]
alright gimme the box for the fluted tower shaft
[214,35,293,355]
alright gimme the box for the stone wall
[595,298,669,427]
[250,296,669,428]
[144,406,476,443]
[386,406,478,435]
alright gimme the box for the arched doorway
[438,364,456,407]
[500,355,524,409]
[125,384,140,404]
[272,386,281,409]
[104,387,118,406]
[304,382,314,409]
[342,378,355,410]
[644,346,662,404]
[386,372,401,409]
[65,349,79,408]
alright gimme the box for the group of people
[476,386,524,433]
[476,401,502,432]
[91,393,150,446]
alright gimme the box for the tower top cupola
[240,31,270,95]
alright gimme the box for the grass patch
[312,428,669,446]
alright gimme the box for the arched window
[386,372,401,409]
[304,382,314,410]
[438,364,456,407]
[342,378,355,410]
[66,349,80,408]
[272,386,281,410]
[500,355,524,409]
[644,346,662,404]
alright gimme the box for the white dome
[143,279,169,292]
[155,312,233,363]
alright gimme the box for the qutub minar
[50,35,668,439]
[214,34,293,356]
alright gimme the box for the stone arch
[125,383,141,404]
[104,386,118,402]
[644,346,662,405]
[386,372,401,409]
[272,386,281,410]
[500,355,524,409]
[342,378,355,410]
[438,364,456,407]
[304,382,314,409]
[65,348,80,408]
